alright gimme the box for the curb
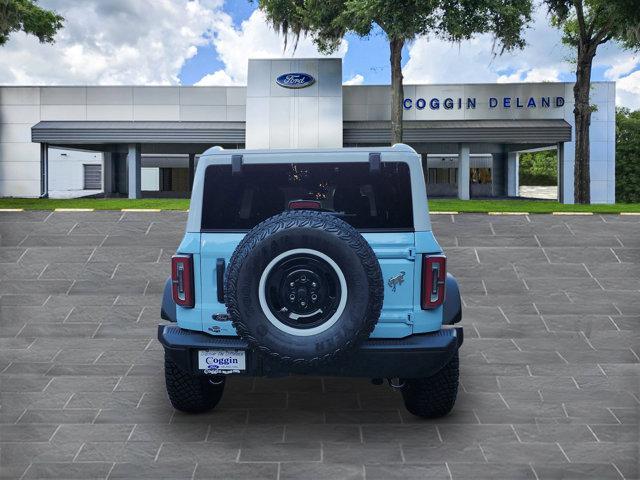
[1,208,637,216]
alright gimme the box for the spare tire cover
[225,210,383,367]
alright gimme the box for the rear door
[363,232,415,338]
[198,159,416,338]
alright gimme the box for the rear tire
[164,355,225,413]
[401,351,459,418]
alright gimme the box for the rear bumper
[158,324,463,379]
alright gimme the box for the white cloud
[402,6,639,108]
[616,70,640,110]
[195,70,236,86]
[604,54,639,81]
[403,8,572,85]
[0,0,225,85]
[497,67,561,83]
[196,9,348,86]
[343,74,364,85]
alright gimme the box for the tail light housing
[421,255,446,309]
[288,199,322,210]
[172,254,194,308]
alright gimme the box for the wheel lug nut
[311,294,317,301]
[300,276,307,282]
[301,301,306,307]
[290,282,295,287]
[311,282,317,287]
[289,294,295,301]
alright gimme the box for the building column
[103,152,114,195]
[40,143,49,198]
[457,143,470,200]
[507,151,519,197]
[188,153,195,191]
[557,142,565,203]
[127,143,141,199]
[491,151,507,197]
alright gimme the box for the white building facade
[0,58,616,203]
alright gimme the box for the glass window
[470,168,492,184]
[201,162,413,231]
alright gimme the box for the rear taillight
[288,199,322,210]
[172,254,194,308]
[421,255,446,309]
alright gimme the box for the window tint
[201,162,413,231]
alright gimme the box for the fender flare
[443,273,462,325]
[161,277,177,323]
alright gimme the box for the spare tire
[225,210,383,368]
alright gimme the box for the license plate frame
[198,349,246,374]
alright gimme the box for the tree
[519,150,558,186]
[258,0,532,144]
[615,107,640,203]
[544,0,640,204]
[0,0,64,46]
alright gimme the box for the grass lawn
[427,199,640,214]
[1,197,639,213]
[0,198,191,210]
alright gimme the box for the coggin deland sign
[403,95,565,110]
[275,71,566,112]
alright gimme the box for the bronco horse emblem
[387,271,406,292]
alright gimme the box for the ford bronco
[158,144,463,418]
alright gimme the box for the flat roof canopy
[344,120,572,144]
[32,121,246,144]
[32,119,571,147]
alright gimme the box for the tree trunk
[573,45,595,204]
[390,37,404,145]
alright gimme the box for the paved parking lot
[0,211,638,479]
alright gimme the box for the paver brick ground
[0,211,638,479]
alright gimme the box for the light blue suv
[158,144,463,418]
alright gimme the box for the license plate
[198,349,246,373]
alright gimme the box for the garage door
[83,164,102,190]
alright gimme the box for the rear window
[201,162,413,231]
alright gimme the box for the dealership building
[0,58,616,203]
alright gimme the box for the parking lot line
[552,212,594,215]
[54,208,95,212]
[121,209,162,212]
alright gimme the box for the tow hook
[388,378,406,389]
[208,376,225,385]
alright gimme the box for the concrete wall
[48,148,103,193]
[0,87,42,196]
[0,85,246,197]
[245,59,342,149]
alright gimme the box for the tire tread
[164,355,224,413]
[225,210,383,367]
[401,351,459,418]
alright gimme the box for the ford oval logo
[276,72,315,89]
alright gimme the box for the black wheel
[164,354,225,413]
[225,210,383,368]
[401,351,459,418]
